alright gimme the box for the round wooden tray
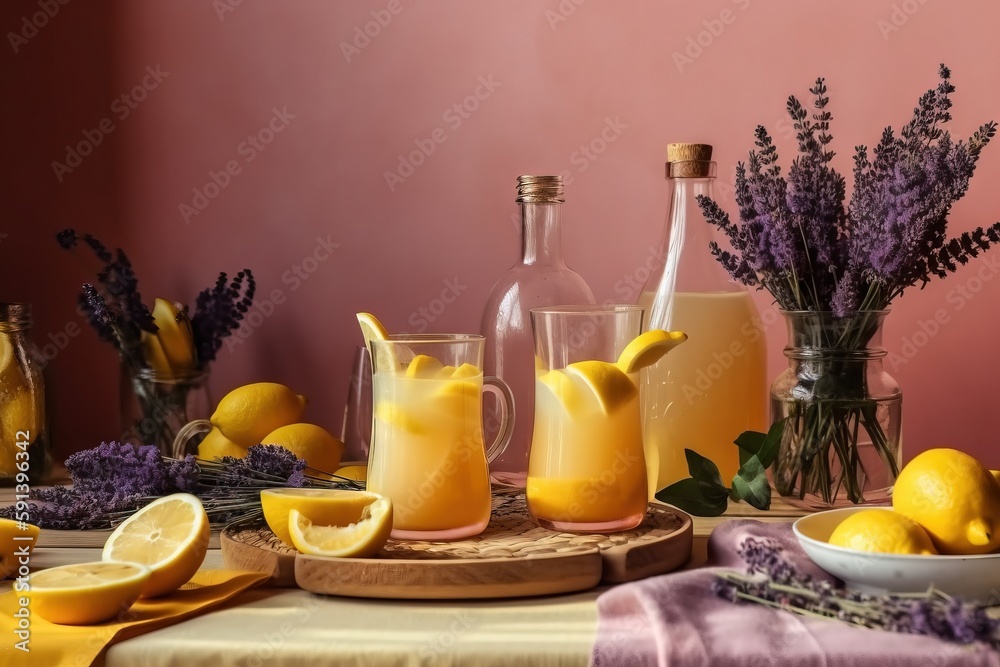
[221,493,692,600]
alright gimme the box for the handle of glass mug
[172,419,213,459]
[482,376,515,463]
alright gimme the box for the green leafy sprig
[655,420,785,516]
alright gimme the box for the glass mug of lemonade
[366,334,514,540]
[527,305,651,533]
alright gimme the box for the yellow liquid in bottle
[637,291,768,497]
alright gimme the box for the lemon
[892,448,1000,555]
[196,427,249,460]
[992,470,1000,487]
[288,496,393,558]
[565,360,638,413]
[29,562,151,625]
[374,403,426,435]
[211,382,307,447]
[1,518,40,580]
[405,354,443,378]
[828,509,938,555]
[103,493,210,598]
[356,312,398,373]
[149,298,196,373]
[451,363,480,379]
[435,365,456,378]
[0,388,41,444]
[537,369,589,415]
[261,423,343,475]
[616,330,688,374]
[141,329,173,377]
[261,488,383,546]
[335,465,368,483]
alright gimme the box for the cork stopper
[666,143,715,178]
[516,175,564,204]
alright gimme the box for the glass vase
[770,310,901,509]
[120,364,211,458]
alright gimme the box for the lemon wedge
[616,330,688,374]
[451,363,480,379]
[149,298,196,374]
[537,369,589,415]
[288,495,393,558]
[261,488,384,546]
[29,562,151,625]
[405,354,443,378]
[374,403,426,435]
[356,312,399,373]
[435,365,457,378]
[102,493,210,598]
[565,360,638,414]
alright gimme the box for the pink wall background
[3,0,999,467]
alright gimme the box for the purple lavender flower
[167,455,201,493]
[190,270,256,363]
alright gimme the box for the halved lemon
[102,493,210,598]
[261,488,383,547]
[356,312,398,373]
[288,495,393,558]
[405,354,443,378]
[29,561,151,625]
[616,329,688,374]
[566,360,638,413]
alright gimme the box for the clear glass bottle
[638,144,768,498]
[482,175,596,486]
[0,303,50,485]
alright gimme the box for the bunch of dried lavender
[0,441,360,529]
[713,538,1000,648]
[694,66,998,505]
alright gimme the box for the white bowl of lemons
[793,507,1000,602]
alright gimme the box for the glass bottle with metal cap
[481,175,596,487]
[638,144,768,498]
[0,303,50,485]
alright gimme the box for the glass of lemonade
[527,305,648,533]
[367,334,514,540]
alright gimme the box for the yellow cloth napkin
[0,569,269,667]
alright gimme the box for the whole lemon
[211,382,307,447]
[261,423,343,476]
[892,448,1000,555]
[196,427,248,461]
[828,509,937,555]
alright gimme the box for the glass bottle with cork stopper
[638,143,768,498]
[481,175,596,486]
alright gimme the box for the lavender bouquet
[57,230,256,455]
[697,66,998,506]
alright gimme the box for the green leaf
[733,419,785,469]
[730,455,771,510]
[684,448,724,488]
[655,478,728,517]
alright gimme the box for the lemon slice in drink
[616,330,688,374]
[566,360,637,414]
[288,495,393,558]
[450,363,480,379]
[374,403,427,435]
[356,312,399,373]
[537,369,589,415]
[102,493,210,598]
[405,354,443,378]
[29,561,151,625]
[261,488,383,546]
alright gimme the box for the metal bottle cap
[515,175,565,203]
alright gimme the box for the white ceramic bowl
[792,507,1000,602]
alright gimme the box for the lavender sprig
[189,269,256,363]
[0,442,361,529]
[714,538,1000,648]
